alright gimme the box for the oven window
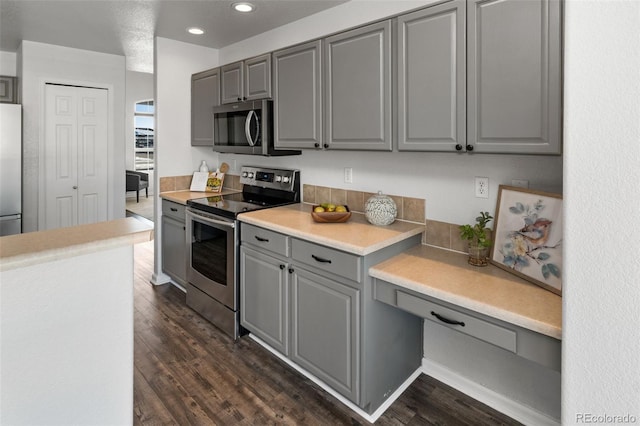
[191,221,228,286]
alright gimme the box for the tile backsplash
[159,176,471,253]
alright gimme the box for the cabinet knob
[288,268,294,274]
[314,143,320,148]
[279,264,285,270]
[237,97,242,101]
[455,144,462,151]
[466,144,474,152]
[323,144,329,149]
[243,96,247,101]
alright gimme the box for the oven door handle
[186,209,235,229]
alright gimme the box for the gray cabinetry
[240,245,289,355]
[221,54,272,104]
[191,68,220,146]
[239,221,422,413]
[396,1,466,152]
[290,266,359,402]
[161,200,187,285]
[467,0,562,154]
[273,41,323,149]
[0,76,18,103]
[324,20,392,151]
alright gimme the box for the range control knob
[241,171,248,178]
[275,175,282,182]
[247,172,255,179]
[282,176,291,184]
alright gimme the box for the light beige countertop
[238,203,425,256]
[160,189,241,205]
[369,244,562,339]
[0,218,154,272]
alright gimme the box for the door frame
[38,78,114,230]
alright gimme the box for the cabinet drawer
[162,200,186,222]
[241,224,289,257]
[291,239,361,282]
[396,291,517,353]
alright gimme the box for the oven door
[185,208,237,309]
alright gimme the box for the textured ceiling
[0,0,348,73]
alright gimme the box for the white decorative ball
[365,191,397,226]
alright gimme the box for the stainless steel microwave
[212,99,300,156]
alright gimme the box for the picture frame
[490,185,563,296]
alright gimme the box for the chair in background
[126,170,149,203]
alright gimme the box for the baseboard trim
[421,358,560,426]
[249,333,421,424]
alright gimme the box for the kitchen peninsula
[0,218,153,424]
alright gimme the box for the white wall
[154,37,219,282]
[0,51,17,76]
[563,1,640,424]
[19,41,126,232]
[125,70,155,193]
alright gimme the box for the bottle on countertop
[199,160,209,172]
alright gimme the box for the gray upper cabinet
[191,68,220,146]
[324,20,392,151]
[0,76,18,103]
[221,61,243,104]
[396,1,466,152]
[244,54,272,100]
[467,0,562,154]
[273,41,323,150]
[221,54,272,104]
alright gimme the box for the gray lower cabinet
[290,266,360,402]
[324,20,392,151]
[396,0,466,152]
[240,246,289,355]
[161,200,187,285]
[191,68,220,146]
[467,0,562,154]
[240,222,423,413]
[273,40,323,150]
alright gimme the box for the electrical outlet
[344,167,353,183]
[511,179,529,188]
[475,177,489,198]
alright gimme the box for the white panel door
[45,84,108,229]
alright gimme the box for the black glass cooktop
[187,191,296,220]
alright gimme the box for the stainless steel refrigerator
[0,103,22,236]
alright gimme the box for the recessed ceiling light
[232,2,255,13]
[187,27,205,35]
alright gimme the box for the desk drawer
[291,238,361,282]
[396,291,517,353]
[241,223,289,257]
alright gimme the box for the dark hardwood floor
[133,241,521,425]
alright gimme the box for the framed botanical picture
[490,185,563,296]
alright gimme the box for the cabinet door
[191,68,220,146]
[0,76,17,103]
[244,54,272,100]
[162,215,187,285]
[290,267,360,403]
[273,41,323,149]
[397,1,466,152]
[324,20,392,151]
[221,61,243,104]
[467,0,562,154]
[240,246,289,355]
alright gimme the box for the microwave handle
[245,110,259,147]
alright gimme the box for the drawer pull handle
[170,208,178,212]
[255,236,269,242]
[311,254,332,264]
[431,311,465,327]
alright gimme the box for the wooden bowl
[311,205,351,223]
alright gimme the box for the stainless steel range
[185,166,300,339]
